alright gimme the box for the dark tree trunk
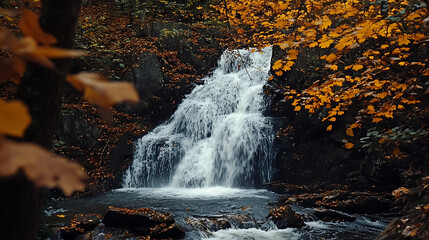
[0,1,82,239]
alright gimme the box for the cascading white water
[123,47,273,188]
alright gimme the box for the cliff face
[54,0,229,194]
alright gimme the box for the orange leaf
[345,142,354,149]
[327,124,333,131]
[352,64,363,71]
[372,117,383,123]
[346,127,354,137]
[19,9,57,46]
[0,99,31,137]
[294,106,301,111]
[0,138,87,196]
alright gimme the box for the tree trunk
[0,1,82,239]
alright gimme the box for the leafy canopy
[216,0,429,149]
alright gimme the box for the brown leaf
[0,57,26,83]
[15,37,54,69]
[0,138,87,196]
[19,9,57,46]
[66,72,101,91]
[0,99,31,137]
[68,72,139,107]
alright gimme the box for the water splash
[123,47,273,188]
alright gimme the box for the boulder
[268,205,305,229]
[313,208,356,222]
[59,214,102,240]
[133,52,164,104]
[102,206,185,239]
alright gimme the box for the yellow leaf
[325,53,337,63]
[0,99,31,137]
[272,60,283,70]
[320,16,332,30]
[18,9,57,46]
[345,142,354,149]
[377,92,388,99]
[309,42,318,48]
[327,125,333,131]
[397,35,410,46]
[0,138,87,196]
[352,64,363,71]
[329,117,336,122]
[406,12,420,21]
[330,64,338,71]
[294,106,301,111]
[57,214,66,218]
[319,39,334,48]
[346,127,354,137]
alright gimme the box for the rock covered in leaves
[59,214,102,240]
[268,205,305,229]
[283,189,393,215]
[377,178,429,240]
[102,206,185,239]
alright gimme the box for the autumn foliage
[217,0,429,149]
[0,3,139,196]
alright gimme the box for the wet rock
[72,214,102,232]
[103,206,175,229]
[185,216,231,232]
[313,208,356,222]
[268,205,305,229]
[59,214,102,240]
[283,189,393,214]
[150,223,186,239]
[185,214,258,233]
[102,206,185,239]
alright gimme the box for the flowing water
[49,48,389,239]
[123,47,274,188]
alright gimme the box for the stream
[48,187,389,239]
[48,47,390,239]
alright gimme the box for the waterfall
[123,47,273,188]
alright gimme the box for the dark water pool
[46,187,390,240]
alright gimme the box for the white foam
[204,228,300,240]
[115,187,271,200]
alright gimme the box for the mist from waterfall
[123,47,273,188]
